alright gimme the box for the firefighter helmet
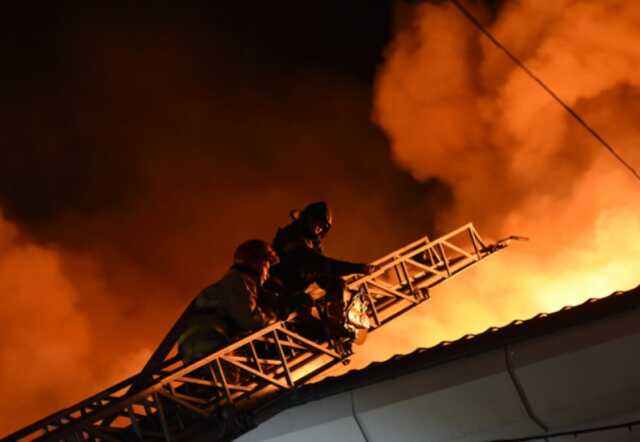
[234,240,279,269]
[300,201,333,237]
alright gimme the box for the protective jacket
[178,265,275,362]
[271,220,367,293]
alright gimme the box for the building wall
[237,308,640,442]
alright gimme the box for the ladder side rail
[111,229,490,440]
[348,224,500,333]
[366,221,477,269]
[7,223,510,442]
[4,371,150,441]
[20,322,341,442]
[370,252,494,329]
[124,224,485,438]
[369,234,431,266]
[441,240,475,261]
[347,223,477,291]
[150,323,344,436]
[469,224,490,250]
[7,322,276,441]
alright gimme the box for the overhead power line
[448,0,640,183]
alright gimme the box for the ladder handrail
[4,222,510,442]
[349,222,486,289]
[6,320,339,441]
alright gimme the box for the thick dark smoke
[0,3,453,433]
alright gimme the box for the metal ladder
[5,223,513,442]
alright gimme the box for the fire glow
[352,0,640,366]
[2,0,640,434]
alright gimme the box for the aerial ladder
[5,223,518,442]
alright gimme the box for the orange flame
[354,0,640,367]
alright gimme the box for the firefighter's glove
[362,264,376,275]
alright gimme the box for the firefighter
[270,201,373,342]
[178,239,279,363]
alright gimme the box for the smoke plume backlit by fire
[353,0,640,366]
[0,212,153,433]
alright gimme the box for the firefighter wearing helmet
[178,240,279,363]
[270,201,373,341]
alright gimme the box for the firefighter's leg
[315,276,353,356]
[179,332,231,400]
[315,276,346,321]
[287,307,327,343]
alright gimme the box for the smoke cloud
[376,0,640,230]
[355,0,640,366]
[0,212,152,432]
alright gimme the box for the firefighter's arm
[293,248,369,276]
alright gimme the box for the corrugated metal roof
[250,284,640,424]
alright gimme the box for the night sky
[1,2,450,269]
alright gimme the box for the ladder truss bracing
[6,223,511,442]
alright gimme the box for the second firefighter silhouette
[270,201,373,342]
[178,240,279,363]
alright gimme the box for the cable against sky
[449,0,640,183]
